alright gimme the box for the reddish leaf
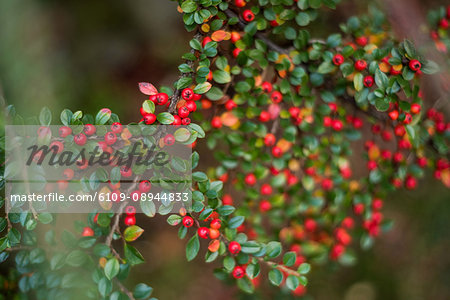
[138,82,158,95]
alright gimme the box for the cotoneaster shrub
[1,1,449,299]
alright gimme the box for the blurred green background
[1,0,449,299]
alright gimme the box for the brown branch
[256,257,302,277]
[114,277,135,300]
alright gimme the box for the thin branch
[257,257,302,277]
[114,278,135,300]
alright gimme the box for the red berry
[120,166,132,177]
[271,146,282,157]
[244,173,256,185]
[225,100,237,111]
[232,266,245,279]
[261,81,272,93]
[403,113,412,124]
[356,36,368,47]
[231,32,241,43]
[211,116,222,128]
[367,160,377,171]
[182,216,194,228]
[104,132,117,145]
[144,113,156,125]
[82,227,94,237]
[63,169,74,180]
[352,117,363,129]
[59,126,72,138]
[353,203,364,215]
[332,54,344,66]
[172,115,182,126]
[228,241,241,255]
[405,175,417,190]
[260,184,272,195]
[363,75,374,87]
[332,120,343,131]
[125,206,136,215]
[210,219,221,230]
[411,103,421,114]
[304,219,317,232]
[372,198,383,210]
[181,118,191,125]
[156,93,169,105]
[234,0,246,7]
[388,110,399,120]
[139,180,151,193]
[321,178,333,190]
[164,134,175,146]
[185,100,197,112]
[84,124,96,136]
[242,10,254,22]
[232,48,242,58]
[182,88,194,101]
[259,111,270,122]
[259,199,272,212]
[111,122,122,134]
[124,215,136,226]
[270,91,283,103]
[202,37,212,47]
[409,60,421,72]
[198,227,209,239]
[354,60,367,71]
[264,133,276,146]
[178,106,190,118]
[74,133,87,146]
[439,18,449,29]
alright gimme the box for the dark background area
[1,0,449,299]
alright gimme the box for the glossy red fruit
[367,160,377,170]
[172,115,182,126]
[225,100,237,111]
[261,81,272,93]
[332,120,343,131]
[124,215,136,226]
[182,216,194,228]
[356,36,368,47]
[120,166,132,178]
[363,75,374,87]
[234,0,246,7]
[242,10,254,22]
[181,118,191,125]
[125,206,136,215]
[264,133,276,146]
[59,126,72,138]
[304,219,317,232]
[354,60,367,71]
[202,36,212,47]
[244,173,256,185]
[231,32,241,43]
[164,134,175,146]
[156,93,169,105]
[111,122,122,134]
[232,266,245,279]
[232,48,242,58]
[84,124,96,136]
[183,101,196,113]
[139,180,151,193]
[104,132,117,145]
[259,199,272,212]
[144,113,156,125]
[388,110,399,120]
[211,116,222,128]
[405,175,417,190]
[182,88,194,101]
[332,54,344,66]
[82,227,94,237]
[410,103,421,114]
[210,219,221,230]
[228,241,241,255]
[259,111,270,122]
[260,184,272,195]
[353,203,365,215]
[409,59,421,72]
[439,18,449,29]
[178,106,190,118]
[321,178,333,190]
[63,169,74,180]
[271,91,283,103]
[272,146,282,157]
[49,141,64,153]
[198,227,209,239]
[74,133,87,146]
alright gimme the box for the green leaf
[38,213,53,224]
[39,107,52,125]
[375,68,389,90]
[228,216,245,229]
[283,251,296,267]
[104,258,120,280]
[60,109,73,126]
[213,70,231,84]
[206,87,224,101]
[98,277,112,297]
[353,73,364,92]
[66,250,87,267]
[174,128,191,142]
[124,225,144,242]
[186,234,200,261]
[375,98,390,112]
[181,0,197,13]
[193,82,212,94]
[266,241,282,258]
[133,283,153,299]
[268,269,283,286]
[95,108,112,125]
[124,244,145,266]
[298,262,311,274]
[142,100,155,114]
[421,60,439,74]
[286,275,300,291]
[50,253,65,270]
[157,112,175,124]
[177,77,193,89]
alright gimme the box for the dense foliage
[0,1,449,299]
